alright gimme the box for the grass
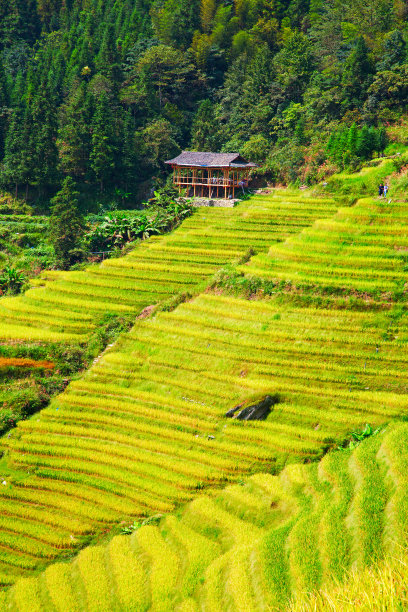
[319,158,398,198]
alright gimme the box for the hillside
[0,193,337,342]
[2,1,408,608]
[1,420,408,610]
[0,159,408,609]
[0,1,407,208]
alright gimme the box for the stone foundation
[190,198,239,208]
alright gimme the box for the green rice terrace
[243,197,408,298]
[1,182,408,610]
[0,193,337,342]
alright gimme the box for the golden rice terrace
[1,188,408,611]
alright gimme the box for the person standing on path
[378,183,384,196]
[384,184,389,197]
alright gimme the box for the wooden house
[165,152,257,199]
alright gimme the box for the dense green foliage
[0,0,408,208]
[0,186,194,289]
[49,177,84,268]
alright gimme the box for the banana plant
[0,266,26,294]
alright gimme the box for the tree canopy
[0,0,407,204]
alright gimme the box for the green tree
[376,126,388,156]
[191,99,220,151]
[200,0,216,32]
[347,123,358,157]
[341,36,373,108]
[49,176,84,269]
[127,44,202,112]
[274,31,315,102]
[57,83,94,180]
[376,30,406,71]
[0,57,9,158]
[141,118,180,174]
[90,92,117,192]
[30,85,59,193]
[368,64,408,109]
[356,125,373,159]
[95,22,122,84]
[151,0,201,49]
[2,101,34,197]
[119,110,138,191]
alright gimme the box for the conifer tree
[2,101,34,197]
[201,0,216,33]
[347,123,358,157]
[191,100,219,151]
[342,36,373,107]
[0,57,9,159]
[119,110,138,192]
[30,86,59,193]
[58,83,94,180]
[49,176,84,268]
[95,23,121,84]
[90,92,117,192]
[376,126,388,156]
[356,125,372,159]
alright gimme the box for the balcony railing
[173,177,246,187]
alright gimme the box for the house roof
[165,151,258,168]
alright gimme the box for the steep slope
[242,197,408,298]
[1,292,408,585]
[1,420,408,611]
[0,194,337,342]
[1,186,408,602]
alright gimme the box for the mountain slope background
[0,0,408,209]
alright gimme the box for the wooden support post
[193,169,196,197]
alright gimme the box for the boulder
[225,394,279,421]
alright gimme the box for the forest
[0,0,407,211]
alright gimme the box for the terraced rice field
[0,214,49,247]
[0,355,57,435]
[0,214,50,270]
[0,293,407,585]
[242,197,408,297]
[0,194,337,342]
[1,419,407,611]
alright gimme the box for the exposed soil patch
[137,304,157,320]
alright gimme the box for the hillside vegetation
[243,196,408,297]
[0,0,408,208]
[1,291,407,583]
[1,420,408,610]
[0,153,408,609]
[0,192,337,437]
[0,194,337,343]
[2,1,408,609]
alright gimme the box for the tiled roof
[165,151,257,168]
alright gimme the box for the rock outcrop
[225,394,280,421]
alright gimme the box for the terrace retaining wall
[190,198,239,208]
